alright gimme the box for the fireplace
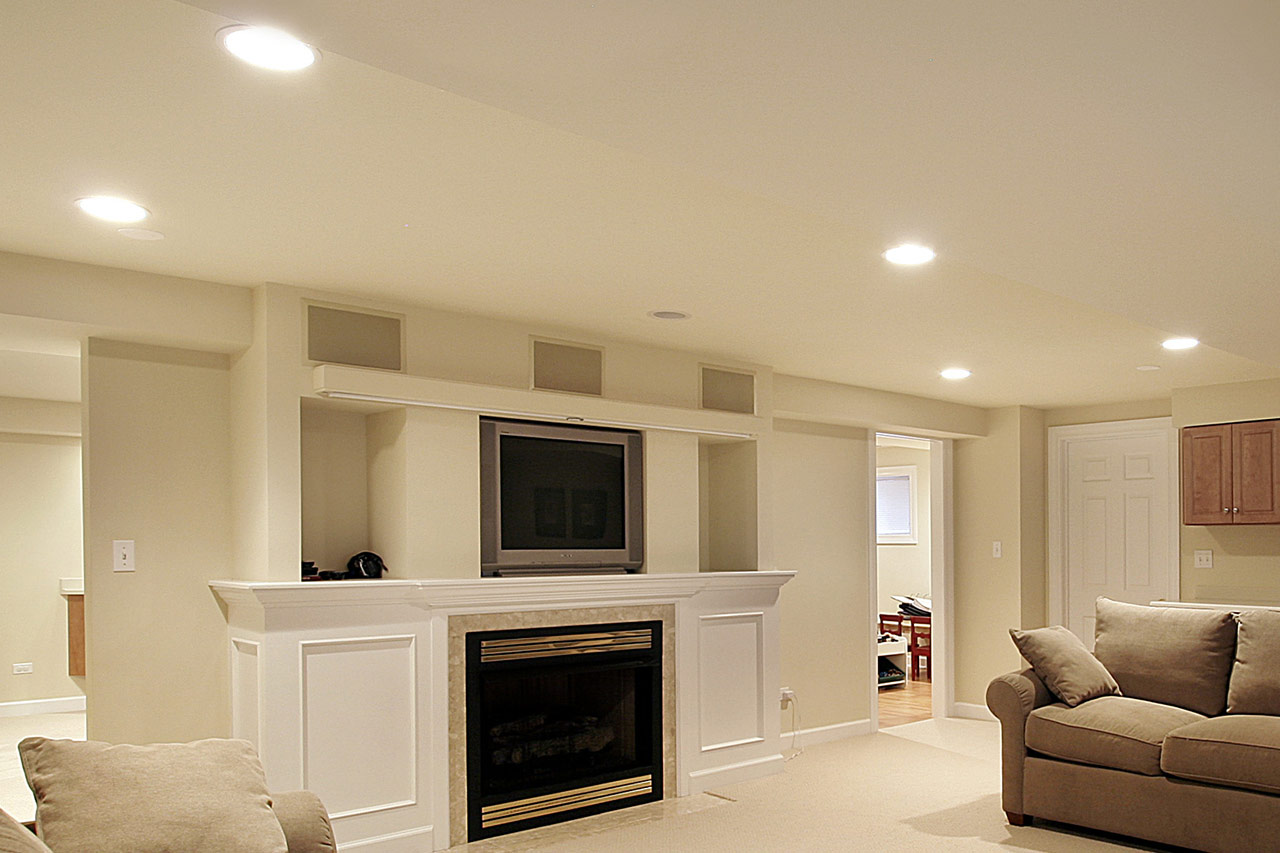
[465,621,663,840]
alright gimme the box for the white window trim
[876,465,918,545]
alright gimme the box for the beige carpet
[450,719,1161,852]
[0,711,85,823]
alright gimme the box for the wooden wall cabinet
[1182,420,1280,525]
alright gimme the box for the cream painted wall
[1173,377,1280,605]
[0,397,80,437]
[702,440,759,572]
[875,445,931,614]
[774,374,987,439]
[952,406,1046,706]
[0,433,83,704]
[1043,398,1171,427]
[643,431,701,573]
[773,420,870,731]
[83,340,232,742]
[300,406,369,574]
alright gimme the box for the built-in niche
[698,437,759,571]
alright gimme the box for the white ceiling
[2,0,1277,408]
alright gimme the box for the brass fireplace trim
[480,775,653,828]
[479,628,654,662]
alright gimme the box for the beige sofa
[987,599,1280,853]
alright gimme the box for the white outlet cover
[992,541,1002,558]
[1194,549,1213,569]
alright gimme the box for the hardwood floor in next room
[879,678,932,729]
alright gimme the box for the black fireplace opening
[466,621,663,840]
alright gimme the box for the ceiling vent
[700,366,755,414]
[531,339,603,396]
[307,304,404,371]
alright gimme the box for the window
[876,466,917,544]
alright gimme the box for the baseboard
[0,695,86,717]
[335,823,434,852]
[952,701,996,721]
[781,718,872,746]
[687,753,784,793]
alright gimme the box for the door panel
[1064,428,1173,647]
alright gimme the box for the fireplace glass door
[466,621,662,839]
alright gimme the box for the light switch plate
[113,539,135,572]
[992,541,1002,558]
[1194,549,1213,569]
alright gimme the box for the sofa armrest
[986,668,1054,817]
[271,791,335,853]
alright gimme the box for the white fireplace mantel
[211,571,794,852]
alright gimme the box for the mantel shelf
[311,364,764,438]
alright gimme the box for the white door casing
[1048,418,1179,646]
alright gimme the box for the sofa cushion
[1228,609,1280,715]
[18,737,288,853]
[1026,695,1205,775]
[1009,625,1120,707]
[1162,716,1280,796]
[1093,597,1236,716]
[0,808,52,853]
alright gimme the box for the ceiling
[1,0,1277,408]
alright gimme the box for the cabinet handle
[1234,507,1240,513]
[1224,507,1231,513]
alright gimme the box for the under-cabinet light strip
[318,389,755,438]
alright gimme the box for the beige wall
[953,406,1045,706]
[1043,398,1171,427]
[83,340,233,742]
[1173,378,1280,605]
[875,445,931,613]
[0,433,84,704]
[300,406,369,575]
[773,420,870,731]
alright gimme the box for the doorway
[871,433,951,729]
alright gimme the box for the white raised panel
[1125,495,1152,587]
[302,636,417,819]
[1083,497,1108,586]
[1124,453,1154,480]
[697,612,764,752]
[1082,457,1110,482]
[231,639,260,748]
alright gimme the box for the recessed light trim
[1162,337,1199,351]
[883,243,936,265]
[940,367,971,380]
[219,25,317,71]
[648,310,690,320]
[117,227,165,241]
[75,196,149,223]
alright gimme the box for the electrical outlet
[1194,550,1213,569]
[780,687,796,709]
[12,663,33,675]
[992,541,1002,558]
[113,539,135,572]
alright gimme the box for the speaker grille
[531,339,603,396]
[701,366,755,414]
[307,305,403,371]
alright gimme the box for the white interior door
[1050,419,1178,647]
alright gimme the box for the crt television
[480,418,644,575]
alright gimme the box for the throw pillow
[18,737,288,853]
[1228,609,1280,714]
[0,808,52,853]
[1093,597,1236,716]
[1009,625,1120,706]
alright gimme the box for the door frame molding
[1047,417,1179,629]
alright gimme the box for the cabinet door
[1233,420,1280,523]
[1182,424,1233,524]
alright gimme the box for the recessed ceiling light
[1162,337,1199,351]
[648,310,690,320]
[117,227,165,241]
[219,25,317,71]
[75,196,149,223]
[940,367,971,380]
[1136,364,1160,371]
[883,243,936,265]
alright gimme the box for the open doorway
[872,433,950,729]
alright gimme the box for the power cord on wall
[784,692,803,762]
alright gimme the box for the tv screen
[499,436,626,550]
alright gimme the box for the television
[480,418,644,576]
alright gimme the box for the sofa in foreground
[5,736,334,853]
[987,598,1280,853]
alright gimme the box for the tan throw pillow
[1009,625,1120,706]
[1228,609,1280,714]
[18,737,288,853]
[1093,598,1236,716]
[0,808,52,853]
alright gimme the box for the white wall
[0,433,83,704]
[875,445,931,614]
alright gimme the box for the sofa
[4,737,335,853]
[987,598,1280,853]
